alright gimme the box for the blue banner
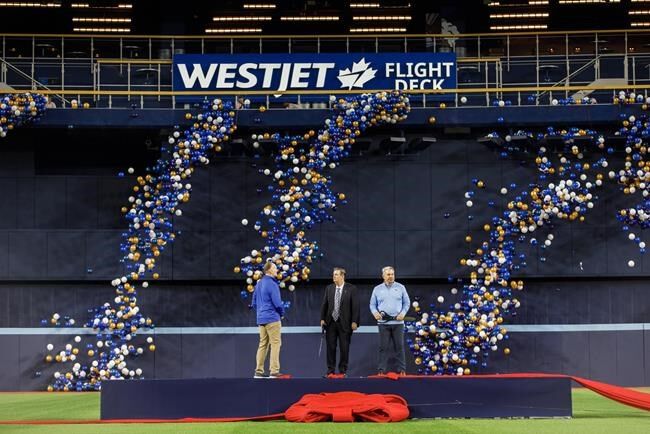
[172,53,456,93]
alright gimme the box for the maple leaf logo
[337,58,377,90]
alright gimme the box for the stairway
[571,78,628,100]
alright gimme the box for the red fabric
[284,391,409,423]
[570,376,650,412]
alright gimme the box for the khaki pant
[255,320,282,375]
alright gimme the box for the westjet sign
[172,53,456,93]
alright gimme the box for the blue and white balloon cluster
[408,125,608,375]
[0,93,47,138]
[236,91,410,293]
[45,99,236,391]
[608,94,650,255]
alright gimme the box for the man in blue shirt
[252,261,285,378]
[369,266,410,375]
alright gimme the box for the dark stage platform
[101,374,572,420]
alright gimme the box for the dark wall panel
[572,227,607,275]
[210,163,247,231]
[0,232,9,278]
[66,178,98,229]
[210,231,246,279]
[320,230,358,277]
[98,178,130,229]
[172,231,211,279]
[15,178,35,229]
[560,332,590,378]
[175,170,210,232]
[396,230,432,277]
[358,230,394,277]
[0,336,21,390]
[431,164,468,231]
[357,163,394,231]
[47,231,86,278]
[588,331,618,384]
[616,330,645,387]
[395,163,431,231]
[326,161,358,232]
[153,334,183,379]
[0,178,18,229]
[85,230,123,278]
[9,231,47,278]
[35,177,66,228]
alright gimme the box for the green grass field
[0,388,649,434]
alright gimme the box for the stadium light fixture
[352,15,412,20]
[280,16,340,21]
[350,27,407,32]
[0,2,61,7]
[205,28,263,33]
[213,16,272,21]
[73,27,130,32]
[243,3,276,9]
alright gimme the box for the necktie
[332,287,342,321]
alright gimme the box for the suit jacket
[320,282,360,333]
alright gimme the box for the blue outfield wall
[0,280,649,390]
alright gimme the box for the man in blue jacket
[369,266,410,375]
[252,261,285,378]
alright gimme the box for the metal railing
[2,84,647,111]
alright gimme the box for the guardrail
[3,84,648,110]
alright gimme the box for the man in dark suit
[320,267,360,377]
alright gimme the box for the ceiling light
[490,24,548,30]
[350,27,407,32]
[490,13,549,18]
[73,17,132,22]
[73,27,131,32]
[280,16,339,21]
[205,28,263,33]
[213,16,272,21]
[0,2,61,7]
[243,3,276,8]
[352,15,412,20]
